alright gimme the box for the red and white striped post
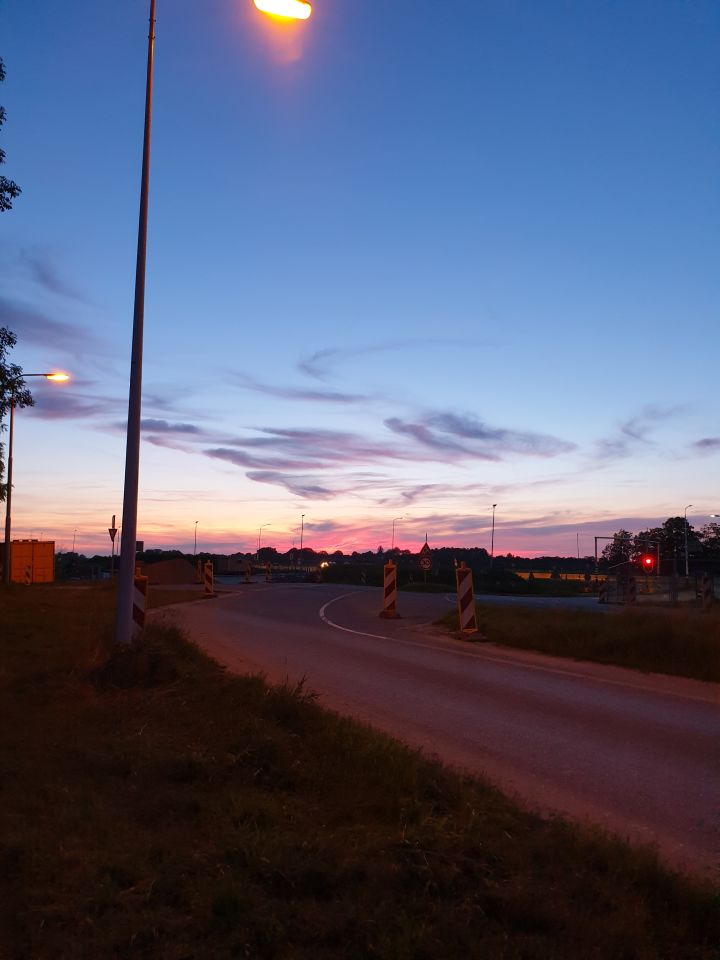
[203,560,215,598]
[455,562,477,634]
[380,560,399,619]
[132,568,149,639]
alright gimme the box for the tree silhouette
[0,58,21,212]
[1,328,34,500]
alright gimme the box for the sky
[1,0,718,558]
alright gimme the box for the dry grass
[438,603,720,682]
[1,584,718,959]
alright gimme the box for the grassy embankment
[1,584,718,959]
[436,603,720,682]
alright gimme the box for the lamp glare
[253,0,312,20]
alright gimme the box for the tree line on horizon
[601,517,720,570]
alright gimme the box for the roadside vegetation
[1,584,718,959]
[437,603,720,682]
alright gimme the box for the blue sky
[1,0,718,556]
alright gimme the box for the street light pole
[115,0,156,644]
[490,503,497,564]
[3,373,69,586]
[113,0,311,640]
[3,389,16,586]
[684,504,692,579]
[392,516,403,551]
[299,513,305,566]
[257,523,270,562]
[194,520,199,559]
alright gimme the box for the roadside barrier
[265,563,273,583]
[380,561,399,618]
[203,561,215,598]
[702,575,714,609]
[455,562,478,634]
[132,568,149,638]
[23,564,32,586]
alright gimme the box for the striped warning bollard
[203,561,215,598]
[380,561,399,619]
[455,562,478,634]
[132,569,149,639]
[702,575,714,609]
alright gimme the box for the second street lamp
[114,0,313,643]
[391,517,404,551]
[3,372,70,586]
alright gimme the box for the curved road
[162,583,718,879]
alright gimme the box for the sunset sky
[2,0,718,557]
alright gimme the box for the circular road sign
[420,556,432,571]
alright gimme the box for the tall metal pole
[194,520,198,558]
[684,505,692,578]
[490,503,497,564]
[115,0,156,644]
[3,391,15,586]
[299,514,304,565]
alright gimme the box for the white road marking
[318,592,717,705]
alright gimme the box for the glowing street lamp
[115,0,313,643]
[253,0,312,19]
[3,372,70,586]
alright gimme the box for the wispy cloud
[232,372,369,404]
[0,296,107,360]
[21,249,88,303]
[594,405,686,460]
[140,418,202,434]
[245,471,337,499]
[691,437,720,453]
[385,411,574,460]
[299,338,485,381]
[26,389,120,421]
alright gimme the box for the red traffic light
[642,555,655,571]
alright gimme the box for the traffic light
[642,555,655,573]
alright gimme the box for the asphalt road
[163,583,719,879]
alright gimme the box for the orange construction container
[10,540,55,584]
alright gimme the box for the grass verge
[1,584,718,959]
[436,604,720,682]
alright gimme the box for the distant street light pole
[684,504,692,578]
[194,520,199,559]
[299,513,305,565]
[257,523,271,562]
[490,504,498,565]
[72,529,77,553]
[391,516,404,551]
[3,372,69,586]
[114,0,312,644]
